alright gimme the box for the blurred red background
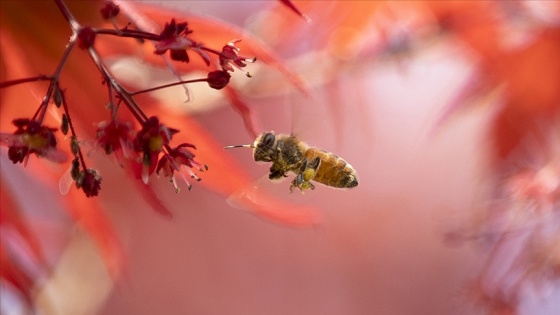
[1,1,559,314]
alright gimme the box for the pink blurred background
[1,1,559,315]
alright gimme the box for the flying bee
[225,131,358,192]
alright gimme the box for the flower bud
[207,70,231,90]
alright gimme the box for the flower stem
[129,78,209,96]
[86,46,148,123]
[34,33,77,123]
[57,82,87,169]
[0,75,54,88]
[200,46,221,55]
[95,28,161,41]
[53,0,80,31]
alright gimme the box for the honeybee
[225,131,358,192]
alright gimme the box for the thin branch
[129,78,208,96]
[87,46,147,123]
[53,0,80,31]
[58,82,88,169]
[95,28,161,41]
[34,34,77,122]
[0,75,53,88]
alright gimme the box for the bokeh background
[1,1,559,315]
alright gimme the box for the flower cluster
[0,0,308,312]
[1,1,257,198]
[93,116,205,192]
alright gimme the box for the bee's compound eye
[262,133,275,147]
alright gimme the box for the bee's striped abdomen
[304,149,358,188]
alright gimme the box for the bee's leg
[303,157,320,188]
[269,155,289,180]
[269,164,286,180]
[269,140,290,180]
[290,173,302,193]
[291,157,320,192]
[307,157,320,172]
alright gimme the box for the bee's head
[223,131,277,163]
[253,131,277,162]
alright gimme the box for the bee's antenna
[224,144,254,150]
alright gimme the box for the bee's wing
[226,175,321,227]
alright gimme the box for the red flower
[154,19,210,65]
[95,119,133,160]
[0,118,68,165]
[75,168,102,197]
[156,143,207,192]
[132,116,178,180]
[219,39,256,77]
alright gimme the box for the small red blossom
[154,19,210,65]
[95,120,133,159]
[75,168,102,197]
[207,70,231,90]
[156,143,207,192]
[219,40,256,77]
[0,118,68,164]
[77,26,96,49]
[132,116,179,178]
[100,1,120,20]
